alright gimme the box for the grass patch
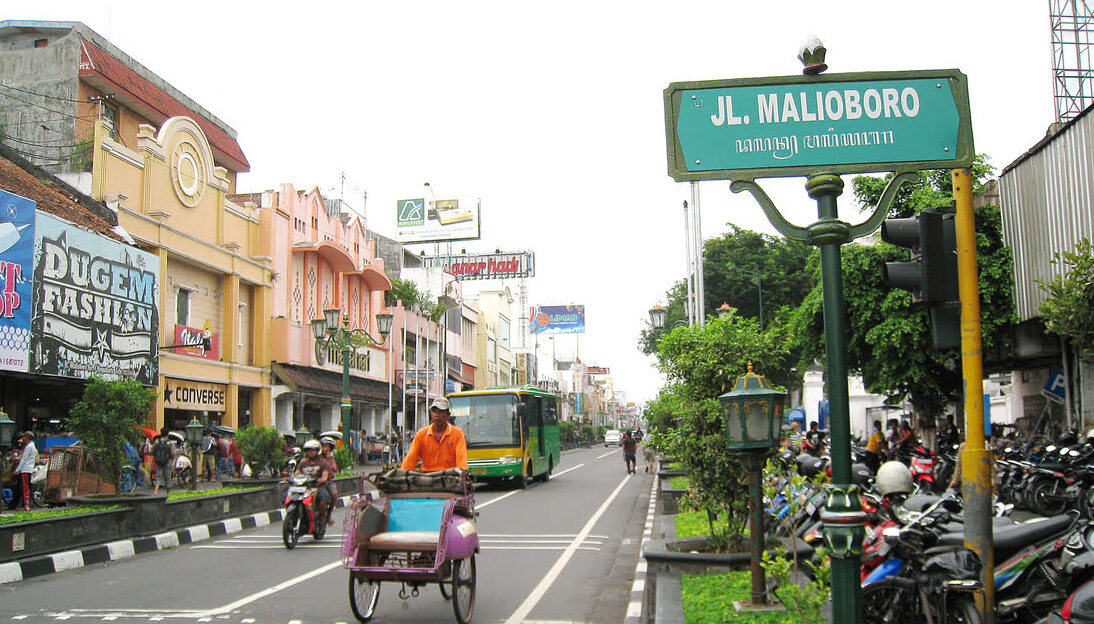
[166,486,263,501]
[670,475,690,489]
[681,571,793,623]
[0,504,122,525]
[675,509,708,539]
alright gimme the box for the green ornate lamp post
[184,416,204,491]
[0,409,15,450]
[719,363,785,607]
[312,308,393,454]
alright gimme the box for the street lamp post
[648,304,689,331]
[184,417,204,491]
[726,264,764,330]
[312,308,393,454]
[718,363,785,608]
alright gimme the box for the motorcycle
[282,473,327,548]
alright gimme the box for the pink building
[229,185,396,439]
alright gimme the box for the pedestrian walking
[8,431,36,511]
[621,431,638,475]
[151,427,175,495]
[643,440,655,474]
[200,429,217,482]
[216,433,231,480]
[229,434,242,478]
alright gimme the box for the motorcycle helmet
[319,436,335,448]
[798,456,824,478]
[303,439,321,452]
[875,461,913,496]
[852,463,873,486]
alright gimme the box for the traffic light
[880,205,959,349]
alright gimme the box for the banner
[0,191,35,372]
[173,323,219,360]
[29,212,159,384]
[529,305,585,335]
[396,197,481,243]
[423,251,534,280]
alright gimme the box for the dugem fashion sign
[423,251,535,280]
[664,69,973,181]
[29,212,159,385]
[529,305,585,335]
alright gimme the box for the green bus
[448,386,561,489]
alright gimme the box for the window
[237,302,247,347]
[176,288,192,326]
[487,338,496,362]
[102,105,119,141]
[498,316,510,350]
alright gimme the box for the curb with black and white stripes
[0,494,353,586]
[625,474,658,624]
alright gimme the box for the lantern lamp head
[184,417,204,445]
[718,362,786,453]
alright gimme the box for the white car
[604,429,622,446]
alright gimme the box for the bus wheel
[515,466,531,489]
[535,460,552,483]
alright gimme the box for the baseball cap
[430,397,450,411]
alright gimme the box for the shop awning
[272,363,401,403]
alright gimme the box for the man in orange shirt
[402,397,468,472]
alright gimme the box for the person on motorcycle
[889,421,915,461]
[402,397,468,472]
[801,422,825,456]
[319,436,339,525]
[293,440,332,522]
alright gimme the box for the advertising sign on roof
[423,251,535,280]
[396,197,481,243]
[530,305,585,335]
[664,69,973,181]
[0,190,35,373]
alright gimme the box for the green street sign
[664,69,973,181]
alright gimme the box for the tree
[236,425,286,478]
[1039,238,1094,358]
[639,226,815,355]
[645,312,793,552]
[68,377,157,484]
[790,155,1016,418]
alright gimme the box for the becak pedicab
[342,468,478,623]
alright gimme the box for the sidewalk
[0,462,386,585]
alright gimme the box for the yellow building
[0,22,272,429]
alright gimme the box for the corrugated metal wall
[1000,114,1094,322]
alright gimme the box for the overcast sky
[16,1,1055,404]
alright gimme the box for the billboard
[530,305,585,335]
[0,190,35,372]
[396,197,481,243]
[423,251,534,280]
[29,212,159,384]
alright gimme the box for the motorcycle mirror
[1071,450,1082,457]
[1047,445,1057,453]
[1005,447,1013,453]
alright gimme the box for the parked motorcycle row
[765,431,1094,624]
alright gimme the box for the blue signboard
[1043,368,1067,405]
[0,190,35,372]
[530,305,585,335]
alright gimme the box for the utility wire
[0,82,89,104]
[0,89,87,120]
[0,134,85,149]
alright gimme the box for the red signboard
[587,366,610,375]
[174,324,219,360]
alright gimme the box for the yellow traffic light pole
[953,168,994,624]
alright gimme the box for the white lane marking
[483,546,601,551]
[198,560,343,617]
[193,544,341,549]
[551,463,584,478]
[504,474,630,624]
[481,539,602,545]
[481,533,607,539]
[597,450,618,459]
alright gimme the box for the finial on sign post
[799,36,827,75]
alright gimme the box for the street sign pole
[663,42,974,624]
[953,168,994,624]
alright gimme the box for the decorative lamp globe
[718,362,786,452]
[376,310,394,338]
[311,317,327,340]
[295,428,312,445]
[184,417,204,445]
[648,305,667,329]
[324,308,343,332]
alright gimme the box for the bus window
[449,394,521,448]
[544,397,558,425]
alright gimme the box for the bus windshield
[450,394,521,447]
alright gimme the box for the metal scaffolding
[1051,0,1094,121]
